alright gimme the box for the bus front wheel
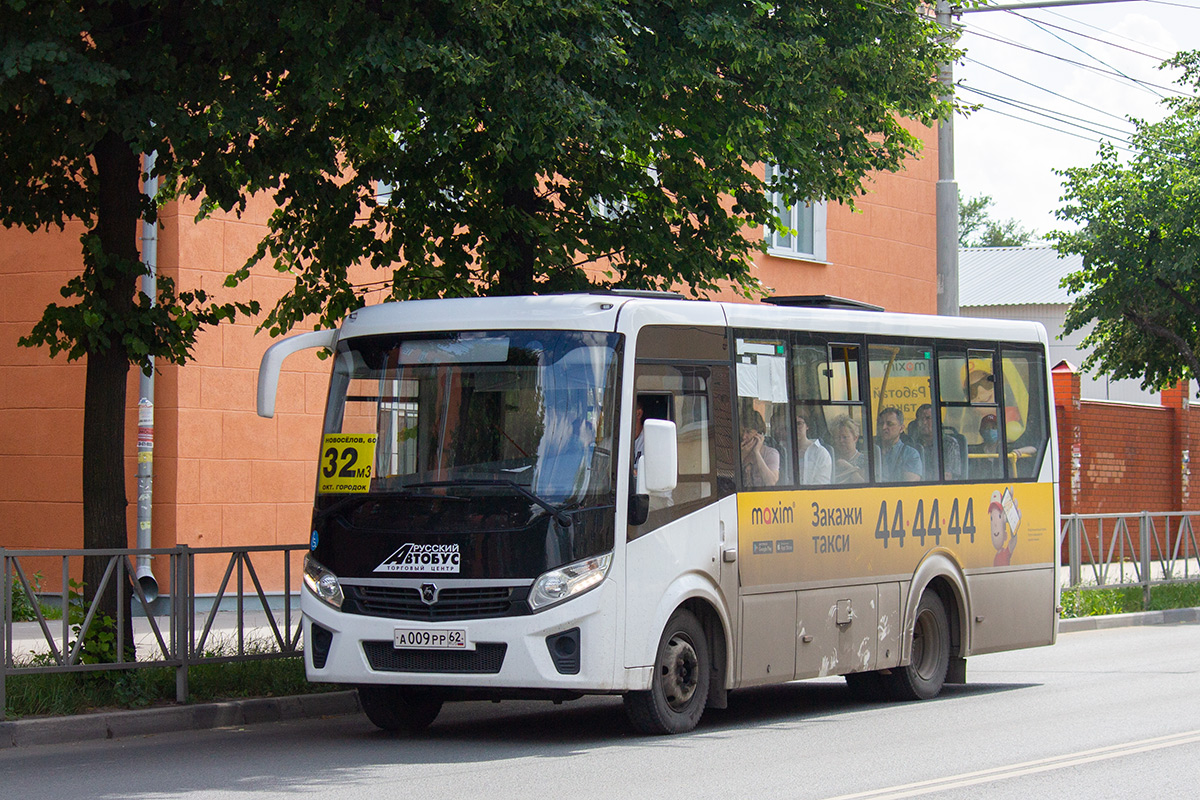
[625,609,710,735]
[885,591,950,701]
[358,685,444,733]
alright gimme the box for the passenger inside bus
[740,409,780,487]
[830,414,868,485]
[875,406,922,482]
[969,413,1003,479]
[914,403,964,481]
[795,407,832,485]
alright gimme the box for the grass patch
[4,653,339,720]
[1060,580,1200,618]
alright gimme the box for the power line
[1145,0,1200,10]
[962,56,1134,123]
[972,103,1136,150]
[1040,7,1177,58]
[1008,9,1167,97]
[1006,10,1176,61]
[962,26,1189,95]
[959,84,1138,140]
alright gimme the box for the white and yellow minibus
[258,292,1058,734]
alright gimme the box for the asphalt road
[2,621,1199,800]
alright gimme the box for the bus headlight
[303,554,344,609]
[530,553,612,611]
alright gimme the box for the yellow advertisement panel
[870,375,931,423]
[317,434,377,494]
[737,482,1055,587]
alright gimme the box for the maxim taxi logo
[374,543,461,573]
[750,501,795,526]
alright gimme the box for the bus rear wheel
[358,685,444,733]
[885,591,950,701]
[625,609,710,735]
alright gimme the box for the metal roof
[959,246,1081,307]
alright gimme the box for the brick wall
[1054,362,1200,562]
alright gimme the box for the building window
[764,163,827,262]
[375,179,394,205]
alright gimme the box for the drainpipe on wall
[136,150,159,603]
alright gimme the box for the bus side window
[867,341,934,483]
[1000,348,1049,479]
[734,335,791,489]
[793,339,866,486]
[629,363,735,538]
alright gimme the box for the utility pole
[936,0,1140,316]
[936,0,959,317]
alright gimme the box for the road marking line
[822,729,1200,800]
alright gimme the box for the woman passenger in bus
[795,407,832,485]
[830,414,867,484]
[740,409,780,487]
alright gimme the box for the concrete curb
[1058,606,1200,632]
[0,690,359,749]
[3,608,1198,748]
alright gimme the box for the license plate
[393,628,473,650]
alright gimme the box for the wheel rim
[911,607,942,681]
[659,632,700,711]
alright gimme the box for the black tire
[358,685,444,733]
[624,609,710,735]
[884,591,951,701]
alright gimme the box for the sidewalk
[3,607,1197,749]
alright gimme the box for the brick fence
[1053,362,1200,563]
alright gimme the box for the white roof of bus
[720,301,1048,345]
[333,294,1048,346]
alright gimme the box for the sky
[953,0,1200,240]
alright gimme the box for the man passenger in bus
[740,409,780,487]
[875,406,922,482]
[830,414,867,484]
[795,408,832,484]
[915,403,962,481]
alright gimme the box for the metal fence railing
[1,544,305,720]
[1061,512,1200,608]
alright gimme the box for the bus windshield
[323,330,622,509]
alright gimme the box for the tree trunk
[493,181,540,296]
[81,130,141,658]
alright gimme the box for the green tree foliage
[1051,52,1200,391]
[241,0,961,333]
[959,191,1036,247]
[1,0,959,602]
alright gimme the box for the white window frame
[764,164,827,262]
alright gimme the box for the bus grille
[362,641,507,674]
[343,585,527,621]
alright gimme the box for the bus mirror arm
[256,329,338,418]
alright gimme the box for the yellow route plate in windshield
[318,434,377,493]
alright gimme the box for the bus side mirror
[631,419,678,525]
[640,420,678,493]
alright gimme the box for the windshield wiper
[404,480,573,527]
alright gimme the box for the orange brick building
[0,129,940,593]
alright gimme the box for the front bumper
[302,579,623,692]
